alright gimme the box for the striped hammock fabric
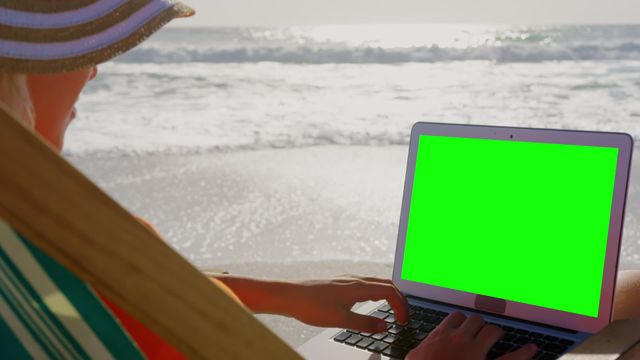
[0,219,145,359]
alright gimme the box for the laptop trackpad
[475,295,506,314]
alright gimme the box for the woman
[1,1,638,359]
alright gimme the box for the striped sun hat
[0,0,194,73]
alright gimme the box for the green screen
[401,135,618,318]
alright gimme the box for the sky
[173,0,640,27]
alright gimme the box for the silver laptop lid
[392,122,633,334]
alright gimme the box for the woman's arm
[133,218,407,333]
[213,275,409,334]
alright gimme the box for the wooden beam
[0,106,301,359]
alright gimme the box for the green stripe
[0,267,66,359]
[22,235,145,360]
[0,303,34,360]
[0,281,57,359]
[0,249,81,359]
[0,254,84,359]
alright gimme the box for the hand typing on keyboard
[287,275,409,333]
[405,312,537,360]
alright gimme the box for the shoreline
[69,145,640,270]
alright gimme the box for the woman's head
[0,0,194,148]
[0,66,97,150]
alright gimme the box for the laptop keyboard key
[413,331,428,341]
[412,312,427,321]
[378,303,392,312]
[424,315,440,324]
[333,331,351,342]
[382,345,409,359]
[395,338,411,349]
[383,334,399,344]
[419,324,436,333]
[367,341,388,353]
[345,334,362,346]
[543,335,559,342]
[370,311,388,320]
[408,320,422,329]
[385,314,396,323]
[387,325,404,334]
[530,331,544,338]
[397,329,415,339]
[356,338,374,349]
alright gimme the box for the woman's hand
[285,276,409,333]
[214,274,408,333]
[406,312,537,360]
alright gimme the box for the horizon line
[167,21,640,28]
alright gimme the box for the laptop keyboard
[333,303,576,360]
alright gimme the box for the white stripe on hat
[0,0,168,60]
[0,0,129,29]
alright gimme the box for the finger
[341,311,389,334]
[437,311,466,331]
[457,315,485,337]
[474,324,504,354]
[380,283,409,324]
[349,283,409,325]
[392,291,409,325]
[497,344,538,360]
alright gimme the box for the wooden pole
[0,106,301,359]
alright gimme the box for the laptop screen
[400,135,619,318]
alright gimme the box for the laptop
[298,122,633,360]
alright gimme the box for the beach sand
[69,145,640,347]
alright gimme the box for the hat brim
[0,1,194,74]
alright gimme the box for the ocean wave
[63,130,412,158]
[62,125,640,158]
[115,42,640,64]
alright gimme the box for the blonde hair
[0,72,34,128]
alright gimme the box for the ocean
[66,24,640,156]
[67,25,640,270]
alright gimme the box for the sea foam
[66,25,640,157]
